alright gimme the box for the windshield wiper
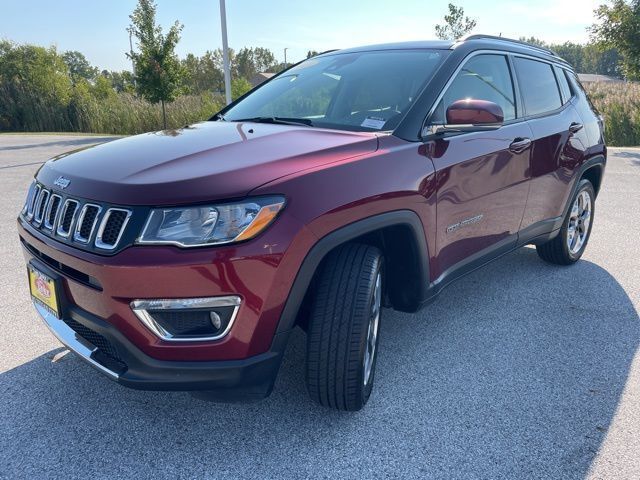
[232,116,314,127]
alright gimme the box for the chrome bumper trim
[130,296,241,343]
[34,301,120,380]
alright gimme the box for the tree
[435,3,477,40]
[62,51,98,82]
[127,0,184,128]
[234,47,277,79]
[231,77,252,100]
[590,0,640,80]
[306,50,319,59]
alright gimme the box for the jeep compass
[18,35,606,410]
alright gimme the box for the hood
[36,121,378,205]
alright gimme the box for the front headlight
[137,196,285,247]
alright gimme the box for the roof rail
[459,34,559,57]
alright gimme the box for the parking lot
[1,134,639,479]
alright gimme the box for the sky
[0,0,603,72]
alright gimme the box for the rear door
[513,57,589,232]
[426,53,532,280]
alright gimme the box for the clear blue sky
[0,0,601,71]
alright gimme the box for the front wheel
[305,243,383,411]
[536,179,595,265]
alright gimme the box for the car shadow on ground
[1,247,638,479]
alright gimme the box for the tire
[305,243,383,411]
[536,179,596,265]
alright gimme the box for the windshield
[221,49,447,132]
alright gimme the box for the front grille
[63,316,127,374]
[22,183,134,254]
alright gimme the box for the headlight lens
[137,197,285,247]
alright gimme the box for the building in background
[250,72,275,88]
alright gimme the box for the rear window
[514,57,562,116]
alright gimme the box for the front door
[425,53,531,281]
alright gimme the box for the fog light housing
[130,296,241,342]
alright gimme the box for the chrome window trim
[130,296,242,342]
[33,189,50,225]
[73,203,103,244]
[95,208,132,250]
[56,199,80,238]
[43,194,62,231]
[421,49,570,137]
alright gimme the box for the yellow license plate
[28,265,60,318]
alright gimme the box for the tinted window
[514,58,562,116]
[555,67,572,104]
[224,50,446,132]
[431,54,516,123]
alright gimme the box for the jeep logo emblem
[53,176,71,189]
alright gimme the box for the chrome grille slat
[43,194,62,230]
[95,208,132,250]
[73,204,102,243]
[56,199,80,238]
[26,184,41,220]
[33,189,50,225]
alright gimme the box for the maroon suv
[19,35,606,410]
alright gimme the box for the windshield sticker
[361,116,386,129]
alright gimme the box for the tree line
[0,0,638,143]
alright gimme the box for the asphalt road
[1,134,639,480]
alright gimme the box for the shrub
[585,82,640,146]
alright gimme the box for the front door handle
[569,122,584,134]
[509,137,532,154]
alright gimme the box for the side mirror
[424,99,504,137]
[447,99,504,125]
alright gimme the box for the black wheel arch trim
[560,155,606,227]
[274,210,430,335]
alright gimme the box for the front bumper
[34,291,288,399]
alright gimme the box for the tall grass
[585,82,640,147]
[0,82,225,135]
[70,91,225,135]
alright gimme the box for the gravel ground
[0,134,638,479]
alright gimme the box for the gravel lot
[1,134,639,479]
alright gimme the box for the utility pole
[284,47,289,69]
[128,29,136,88]
[219,0,232,105]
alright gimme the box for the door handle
[569,122,584,134]
[509,137,531,154]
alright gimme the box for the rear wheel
[305,243,383,411]
[536,179,595,265]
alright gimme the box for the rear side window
[431,54,516,123]
[514,57,562,116]
[555,68,572,104]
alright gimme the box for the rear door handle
[509,137,531,154]
[569,122,584,134]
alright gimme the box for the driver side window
[431,54,516,124]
